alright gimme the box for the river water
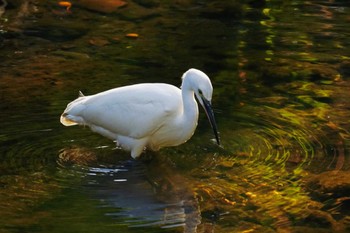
[1,0,350,232]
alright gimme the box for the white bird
[60,68,220,159]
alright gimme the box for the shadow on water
[1,0,350,233]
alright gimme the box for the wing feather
[69,83,182,139]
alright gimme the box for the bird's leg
[130,140,148,159]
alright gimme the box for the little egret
[60,68,220,158]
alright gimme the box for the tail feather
[61,95,87,126]
[60,114,79,126]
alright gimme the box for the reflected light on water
[57,148,202,233]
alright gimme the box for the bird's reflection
[58,147,201,233]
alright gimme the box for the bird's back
[61,83,182,139]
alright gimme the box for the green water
[1,0,350,232]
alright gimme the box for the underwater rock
[89,37,110,46]
[58,147,97,166]
[299,209,349,233]
[301,210,335,229]
[117,1,160,21]
[51,50,90,60]
[306,170,350,198]
[76,0,127,13]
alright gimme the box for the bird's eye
[198,89,203,95]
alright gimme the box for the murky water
[1,0,350,232]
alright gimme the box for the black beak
[201,97,220,145]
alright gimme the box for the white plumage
[60,68,220,158]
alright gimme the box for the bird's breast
[147,114,198,150]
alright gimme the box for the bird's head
[182,68,220,145]
[182,69,212,103]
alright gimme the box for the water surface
[1,0,350,232]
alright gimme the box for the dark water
[1,0,350,232]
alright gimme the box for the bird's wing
[79,83,182,139]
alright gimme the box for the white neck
[181,78,199,131]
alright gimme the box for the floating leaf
[126,33,139,38]
[58,1,72,11]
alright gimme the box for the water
[1,0,350,232]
